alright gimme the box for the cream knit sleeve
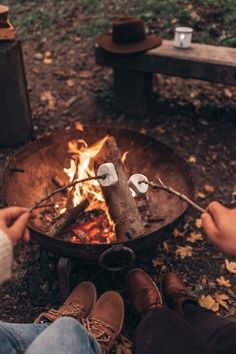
[0,230,13,284]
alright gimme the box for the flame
[64,135,121,244]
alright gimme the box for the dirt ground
[0,1,236,352]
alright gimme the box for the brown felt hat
[97,17,162,54]
[0,5,9,23]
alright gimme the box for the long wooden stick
[29,175,105,212]
[142,177,206,214]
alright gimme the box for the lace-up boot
[34,281,97,323]
[162,272,198,316]
[82,291,124,354]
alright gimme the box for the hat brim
[97,33,162,54]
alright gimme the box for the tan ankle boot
[34,281,97,323]
[82,291,124,354]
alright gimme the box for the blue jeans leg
[0,320,48,354]
[26,317,101,354]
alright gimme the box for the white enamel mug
[174,27,193,49]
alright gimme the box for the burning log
[48,199,89,238]
[94,136,145,241]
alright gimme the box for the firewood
[48,199,89,238]
[94,136,145,241]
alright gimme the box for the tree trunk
[0,40,32,147]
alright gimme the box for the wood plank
[96,40,236,86]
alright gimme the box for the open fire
[63,134,117,244]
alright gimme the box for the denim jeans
[0,317,101,354]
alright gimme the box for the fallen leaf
[204,184,214,193]
[79,70,92,79]
[199,295,218,312]
[43,57,52,64]
[173,228,184,238]
[75,122,84,131]
[152,258,165,267]
[216,276,231,288]
[215,292,230,309]
[232,187,236,196]
[162,241,169,252]
[188,155,196,163]
[67,79,75,87]
[175,245,192,259]
[197,192,206,199]
[225,259,236,274]
[187,231,203,243]
[40,91,56,110]
[195,218,202,228]
[224,88,233,98]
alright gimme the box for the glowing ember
[64,134,123,244]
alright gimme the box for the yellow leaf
[197,192,206,199]
[67,79,75,87]
[175,245,192,259]
[215,292,230,309]
[195,218,202,228]
[43,57,52,64]
[204,184,214,193]
[189,155,196,163]
[40,91,56,110]
[152,258,165,267]
[232,187,236,196]
[187,231,203,243]
[162,241,169,252]
[75,122,84,131]
[216,276,231,288]
[173,229,184,238]
[199,295,217,311]
[225,259,236,274]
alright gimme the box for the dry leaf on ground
[188,155,196,163]
[40,91,56,110]
[187,231,203,243]
[216,276,231,288]
[225,259,236,274]
[173,229,184,238]
[195,218,202,228]
[199,292,230,312]
[175,245,192,259]
[197,192,206,199]
[152,258,165,267]
[204,184,214,193]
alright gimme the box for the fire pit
[2,126,194,270]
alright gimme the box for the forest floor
[0,0,236,352]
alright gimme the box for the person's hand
[201,201,236,255]
[0,207,30,244]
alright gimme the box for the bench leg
[113,68,153,117]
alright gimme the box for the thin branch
[141,177,206,214]
[29,175,106,212]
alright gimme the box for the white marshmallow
[128,174,149,195]
[97,163,118,187]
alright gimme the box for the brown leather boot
[82,291,124,354]
[34,281,97,323]
[126,268,163,317]
[162,272,198,316]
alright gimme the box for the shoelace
[49,303,86,317]
[82,317,116,353]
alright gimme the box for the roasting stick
[140,177,206,214]
[29,174,107,212]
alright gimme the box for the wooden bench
[95,40,236,116]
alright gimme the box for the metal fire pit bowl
[2,126,194,270]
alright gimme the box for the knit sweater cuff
[0,230,13,284]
